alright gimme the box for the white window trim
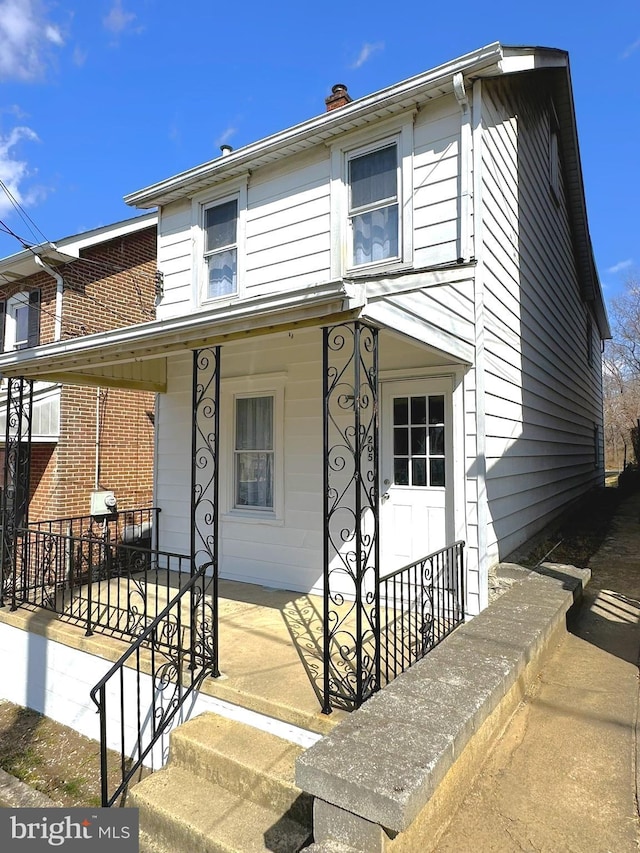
[220,372,285,524]
[6,292,33,351]
[191,177,248,309]
[330,117,414,279]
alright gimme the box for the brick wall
[0,224,157,521]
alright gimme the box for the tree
[604,274,640,470]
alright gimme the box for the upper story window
[204,197,238,300]
[194,177,247,307]
[0,290,40,351]
[330,119,413,279]
[348,143,399,267]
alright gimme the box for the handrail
[90,559,218,807]
[379,541,465,685]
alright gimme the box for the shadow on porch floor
[0,578,349,736]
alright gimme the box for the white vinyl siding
[156,199,192,319]
[244,151,331,296]
[479,78,603,563]
[413,96,465,266]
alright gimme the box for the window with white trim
[221,372,285,522]
[348,141,399,268]
[0,290,40,351]
[234,394,274,510]
[203,197,238,300]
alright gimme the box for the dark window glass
[429,395,444,424]
[394,427,408,456]
[429,426,444,456]
[411,396,426,424]
[350,146,397,210]
[430,458,445,487]
[412,458,427,486]
[205,200,237,251]
[394,458,409,486]
[393,397,408,425]
[411,427,426,455]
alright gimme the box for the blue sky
[0,0,637,309]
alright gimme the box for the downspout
[453,72,472,262]
[33,256,63,342]
[95,389,100,490]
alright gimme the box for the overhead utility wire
[0,181,48,246]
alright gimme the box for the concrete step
[168,713,312,825]
[133,766,312,853]
[130,713,314,853]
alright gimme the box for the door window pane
[393,397,408,425]
[391,393,446,488]
[429,395,444,424]
[430,458,445,487]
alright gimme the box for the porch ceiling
[0,282,365,390]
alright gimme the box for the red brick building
[0,214,157,520]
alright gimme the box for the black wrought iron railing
[379,541,465,685]
[7,524,192,643]
[90,560,218,807]
[29,506,159,546]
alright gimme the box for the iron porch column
[322,322,380,713]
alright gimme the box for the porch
[0,304,469,805]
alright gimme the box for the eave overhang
[0,281,366,389]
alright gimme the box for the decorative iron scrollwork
[322,322,379,712]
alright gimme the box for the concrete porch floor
[0,576,350,735]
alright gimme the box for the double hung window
[234,395,274,510]
[204,197,238,300]
[0,290,40,351]
[348,142,399,267]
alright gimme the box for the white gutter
[34,255,63,341]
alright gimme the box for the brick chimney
[325,83,352,112]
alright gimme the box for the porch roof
[0,281,366,391]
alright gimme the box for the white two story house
[0,43,607,712]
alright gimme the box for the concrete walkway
[436,491,640,852]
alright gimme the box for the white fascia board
[57,211,157,255]
[0,280,362,376]
[125,43,507,208]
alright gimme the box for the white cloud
[103,0,137,35]
[0,125,40,217]
[351,41,384,69]
[216,126,237,147]
[0,0,65,80]
[607,259,634,274]
[621,37,640,59]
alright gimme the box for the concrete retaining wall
[296,563,590,852]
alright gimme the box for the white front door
[380,378,453,572]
